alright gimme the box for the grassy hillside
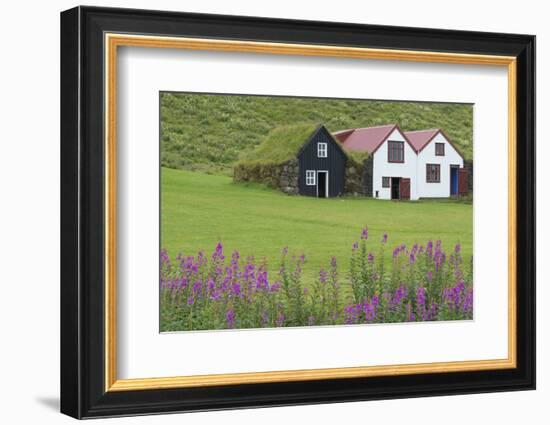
[161,168,473,286]
[160,93,473,175]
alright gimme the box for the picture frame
[60,5,535,419]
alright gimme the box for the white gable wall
[416,132,464,198]
[372,129,419,200]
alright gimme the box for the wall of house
[344,158,367,195]
[233,159,299,194]
[372,129,418,200]
[416,132,464,198]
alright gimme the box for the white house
[333,124,468,200]
[406,129,465,198]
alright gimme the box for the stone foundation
[233,159,299,194]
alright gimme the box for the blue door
[450,166,459,195]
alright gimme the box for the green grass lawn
[161,168,473,286]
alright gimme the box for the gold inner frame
[104,33,517,392]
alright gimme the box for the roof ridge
[405,128,440,133]
[355,123,396,130]
[333,123,397,134]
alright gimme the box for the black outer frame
[60,6,536,419]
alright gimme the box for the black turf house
[233,123,365,197]
[296,125,347,197]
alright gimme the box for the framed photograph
[60,6,535,419]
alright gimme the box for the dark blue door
[450,166,459,195]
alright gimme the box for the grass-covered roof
[237,123,320,165]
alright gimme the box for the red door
[458,168,469,195]
[399,178,410,200]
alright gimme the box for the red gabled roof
[404,128,465,159]
[333,124,398,154]
[333,124,418,155]
[404,129,440,152]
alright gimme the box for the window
[435,142,445,156]
[382,177,390,188]
[426,164,441,183]
[306,170,316,186]
[387,141,404,163]
[317,142,327,158]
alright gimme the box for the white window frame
[317,142,327,158]
[306,170,316,186]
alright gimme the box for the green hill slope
[160,92,473,174]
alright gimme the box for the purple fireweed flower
[360,226,369,240]
[243,261,256,287]
[416,287,427,320]
[435,251,446,272]
[255,270,269,290]
[226,309,235,328]
[270,282,281,292]
[406,302,414,321]
[344,304,358,324]
[196,250,206,268]
[221,274,230,291]
[319,269,328,284]
[206,278,215,293]
[416,287,426,307]
[346,303,366,324]
[382,233,388,244]
[364,300,376,322]
[276,312,285,327]
[231,282,242,297]
[426,240,433,258]
[426,271,433,282]
[187,296,195,306]
[303,287,309,295]
[394,285,408,303]
[212,242,224,261]
[160,249,171,269]
[192,281,202,294]
[392,244,406,258]
[462,287,474,314]
[210,289,221,301]
[352,242,359,251]
[331,256,337,269]
[261,311,270,326]
[293,262,303,277]
[455,243,461,253]
[426,302,439,321]
[368,253,375,262]
[175,276,187,289]
[406,302,415,322]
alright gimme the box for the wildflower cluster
[161,228,473,331]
